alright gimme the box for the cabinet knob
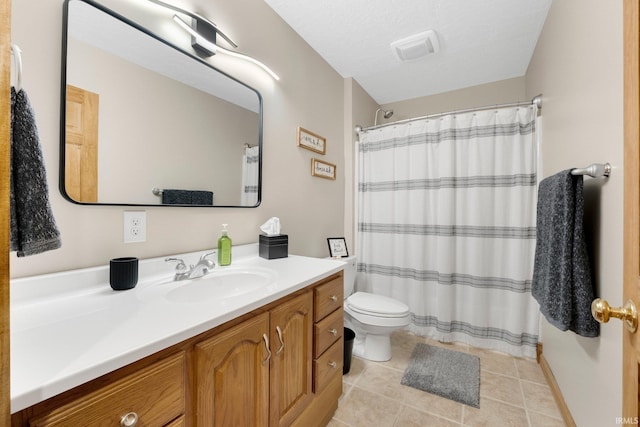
[329,295,338,302]
[121,412,139,427]
[328,328,338,336]
[328,361,337,369]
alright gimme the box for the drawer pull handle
[121,412,139,427]
[262,334,272,365]
[329,328,338,336]
[328,361,337,369]
[329,295,338,302]
[275,326,285,355]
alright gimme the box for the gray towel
[10,87,61,257]
[532,170,599,337]
[161,189,213,205]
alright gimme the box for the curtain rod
[355,94,542,133]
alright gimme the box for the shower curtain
[241,145,259,206]
[357,106,540,358]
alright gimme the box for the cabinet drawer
[314,276,343,322]
[313,338,343,394]
[314,308,343,358]
[30,352,186,427]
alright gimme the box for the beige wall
[378,76,526,125]
[343,78,378,255]
[526,1,623,425]
[11,0,345,277]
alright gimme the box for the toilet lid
[346,292,410,317]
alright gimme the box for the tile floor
[328,330,565,427]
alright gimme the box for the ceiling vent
[391,30,440,62]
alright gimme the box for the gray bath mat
[401,343,480,408]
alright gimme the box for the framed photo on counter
[327,237,348,258]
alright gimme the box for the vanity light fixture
[147,0,237,48]
[147,0,280,81]
[173,15,280,80]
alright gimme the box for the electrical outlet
[123,211,146,243]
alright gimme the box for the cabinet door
[269,291,313,427]
[194,312,270,427]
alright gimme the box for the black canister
[109,257,139,290]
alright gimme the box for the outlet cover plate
[123,211,146,243]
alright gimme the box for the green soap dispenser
[217,224,232,266]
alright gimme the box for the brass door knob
[591,298,638,332]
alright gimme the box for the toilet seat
[346,292,410,318]
[343,291,411,361]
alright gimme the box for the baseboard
[538,351,577,427]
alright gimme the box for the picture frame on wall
[327,237,349,258]
[297,127,326,154]
[311,158,336,180]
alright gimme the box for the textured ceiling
[264,0,552,104]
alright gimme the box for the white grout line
[515,361,534,427]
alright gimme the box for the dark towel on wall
[10,87,61,257]
[162,189,213,205]
[531,170,599,337]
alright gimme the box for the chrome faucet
[165,251,216,281]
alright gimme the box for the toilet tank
[341,256,357,297]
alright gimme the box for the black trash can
[343,327,356,374]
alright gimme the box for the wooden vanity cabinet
[194,291,313,427]
[12,272,343,427]
[191,275,344,427]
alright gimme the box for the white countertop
[10,244,346,413]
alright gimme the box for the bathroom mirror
[61,0,262,207]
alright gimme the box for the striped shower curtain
[241,145,259,206]
[356,106,540,358]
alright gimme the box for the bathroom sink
[165,267,278,303]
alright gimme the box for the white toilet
[340,256,411,362]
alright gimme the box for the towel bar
[570,163,611,178]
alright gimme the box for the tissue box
[259,234,288,259]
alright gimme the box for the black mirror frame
[60,0,263,208]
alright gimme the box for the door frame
[623,0,639,422]
[1,0,12,425]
